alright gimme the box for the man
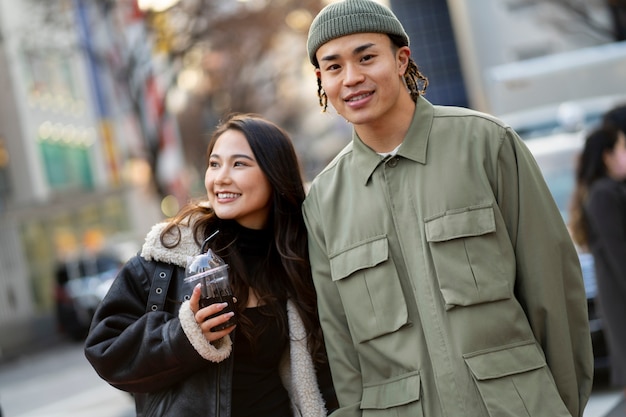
[301,1,594,416]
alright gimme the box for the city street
[0,336,623,417]
[0,338,134,417]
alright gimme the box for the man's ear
[397,46,411,75]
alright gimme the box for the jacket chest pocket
[330,236,408,343]
[425,204,511,310]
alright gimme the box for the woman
[570,124,626,394]
[84,114,336,417]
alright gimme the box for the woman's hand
[189,284,236,342]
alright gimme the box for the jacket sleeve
[303,193,363,417]
[83,255,229,393]
[496,128,594,417]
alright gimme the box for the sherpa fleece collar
[140,220,201,269]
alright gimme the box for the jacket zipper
[215,362,221,417]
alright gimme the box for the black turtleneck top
[229,223,292,417]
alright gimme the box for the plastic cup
[185,261,236,332]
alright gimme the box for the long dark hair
[569,125,621,247]
[603,104,626,134]
[161,113,325,362]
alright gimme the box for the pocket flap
[361,372,421,410]
[330,236,388,281]
[464,343,546,381]
[425,206,495,242]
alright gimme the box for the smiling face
[315,32,412,129]
[205,129,273,229]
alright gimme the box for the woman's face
[604,132,626,181]
[205,129,273,229]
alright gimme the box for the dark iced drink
[199,295,237,331]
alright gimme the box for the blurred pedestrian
[85,114,336,417]
[302,0,593,416]
[570,124,626,396]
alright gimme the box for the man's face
[315,32,410,128]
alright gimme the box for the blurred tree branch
[518,0,626,41]
[136,0,325,190]
[608,0,626,40]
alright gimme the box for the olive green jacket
[302,97,593,417]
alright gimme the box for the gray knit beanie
[307,0,409,66]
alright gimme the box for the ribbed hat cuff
[306,1,409,65]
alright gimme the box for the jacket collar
[140,220,201,268]
[352,95,433,185]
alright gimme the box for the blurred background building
[0,0,166,356]
[0,0,625,360]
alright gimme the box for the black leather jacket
[85,254,233,417]
[85,220,335,417]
